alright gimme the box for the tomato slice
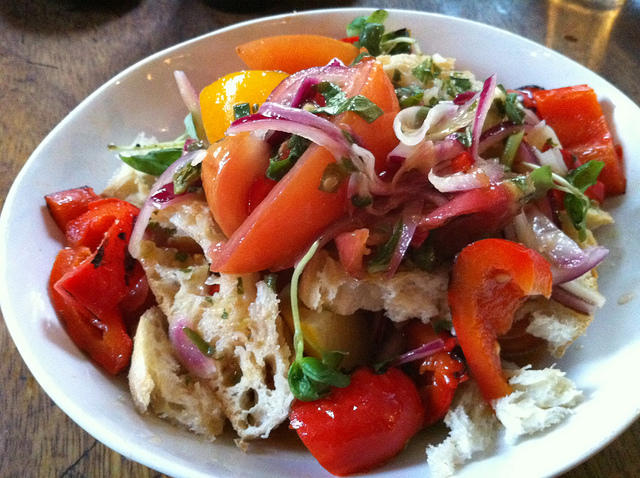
[209,58,400,273]
[448,239,552,403]
[236,34,360,74]
[201,132,271,238]
[289,367,425,476]
[532,85,626,197]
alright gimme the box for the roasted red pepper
[289,367,425,476]
[448,239,552,403]
[404,321,467,427]
[532,85,626,197]
[45,186,101,232]
[47,193,146,374]
[50,247,133,375]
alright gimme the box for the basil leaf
[396,85,425,108]
[233,102,252,120]
[359,22,385,56]
[454,126,473,148]
[410,237,437,272]
[173,162,202,195]
[444,74,474,97]
[288,361,324,402]
[504,92,526,125]
[312,82,383,123]
[319,162,350,193]
[382,28,414,55]
[367,220,403,273]
[567,160,605,192]
[119,148,183,176]
[412,57,442,85]
[529,164,554,191]
[299,356,350,388]
[564,192,590,241]
[266,135,310,181]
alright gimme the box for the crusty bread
[299,249,450,323]
[129,306,227,438]
[128,196,293,443]
[427,364,583,477]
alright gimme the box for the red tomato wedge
[289,367,425,476]
[209,58,400,273]
[236,35,360,74]
[448,239,552,403]
[201,132,271,238]
[532,85,626,196]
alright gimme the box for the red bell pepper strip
[289,367,425,476]
[47,193,144,374]
[448,239,552,403]
[65,198,139,250]
[404,321,467,427]
[532,85,626,197]
[45,186,101,232]
[49,247,133,375]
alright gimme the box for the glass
[546,0,626,71]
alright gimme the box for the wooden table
[1,0,639,476]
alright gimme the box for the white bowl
[2,8,639,478]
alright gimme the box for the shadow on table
[0,0,140,32]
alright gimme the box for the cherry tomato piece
[289,367,425,476]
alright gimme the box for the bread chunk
[299,249,450,323]
[129,306,226,438]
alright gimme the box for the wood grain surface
[1,0,639,477]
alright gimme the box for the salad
[44,10,625,477]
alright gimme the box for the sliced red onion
[478,122,525,155]
[428,158,505,193]
[386,200,423,277]
[168,316,216,379]
[266,58,357,107]
[227,105,352,160]
[393,337,446,366]
[393,102,459,146]
[514,207,609,285]
[516,140,540,165]
[470,74,497,161]
[129,149,207,259]
[174,71,207,144]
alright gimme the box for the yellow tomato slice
[199,70,289,143]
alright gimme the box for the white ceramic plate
[2,8,640,478]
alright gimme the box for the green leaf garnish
[311,82,383,123]
[173,161,202,195]
[266,135,310,181]
[367,220,403,273]
[183,327,215,357]
[119,148,183,176]
[287,240,351,401]
[233,102,252,120]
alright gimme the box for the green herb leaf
[504,92,526,125]
[311,82,383,123]
[266,135,310,181]
[396,85,425,108]
[173,162,202,195]
[119,148,183,176]
[183,327,215,357]
[367,220,403,273]
[529,165,554,191]
[567,160,605,192]
[233,102,252,120]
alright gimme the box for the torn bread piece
[427,365,583,478]
[299,249,450,323]
[129,306,226,438]
[130,197,293,443]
